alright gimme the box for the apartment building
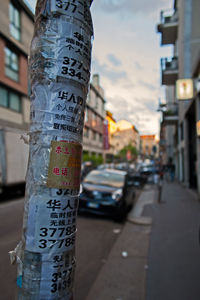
[82,74,106,160]
[0,0,34,131]
[157,0,200,192]
[140,135,158,158]
[0,1,106,167]
[111,120,140,156]
[0,1,34,189]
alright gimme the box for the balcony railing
[162,105,178,125]
[161,57,178,72]
[157,9,178,45]
[161,57,178,85]
[160,9,178,25]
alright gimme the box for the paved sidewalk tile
[144,182,200,300]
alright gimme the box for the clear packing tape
[14,1,94,299]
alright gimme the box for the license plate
[87,202,99,209]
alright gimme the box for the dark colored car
[81,161,94,181]
[139,164,158,184]
[79,169,135,222]
[127,171,147,187]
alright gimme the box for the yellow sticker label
[47,141,82,190]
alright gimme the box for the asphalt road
[0,197,123,300]
[0,197,24,300]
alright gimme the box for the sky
[27,0,173,135]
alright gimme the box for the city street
[0,197,24,300]
[0,196,123,300]
[1,182,200,300]
[1,0,200,299]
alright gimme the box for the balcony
[157,9,178,45]
[162,105,178,125]
[161,57,178,85]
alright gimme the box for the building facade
[106,110,117,136]
[104,111,117,160]
[82,74,106,160]
[157,0,200,192]
[140,135,158,158]
[111,120,140,157]
[0,0,34,131]
[0,2,106,177]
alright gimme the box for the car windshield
[84,170,125,188]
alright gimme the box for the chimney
[92,74,100,86]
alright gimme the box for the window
[0,88,8,108]
[84,169,125,188]
[102,101,105,115]
[0,86,21,112]
[9,2,21,41]
[87,92,91,103]
[5,47,19,81]
[95,95,98,109]
[92,113,97,127]
[99,133,102,143]
[180,122,184,141]
[85,107,88,122]
[84,127,89,138]
[92,131,96,140]
[10,92,21,111]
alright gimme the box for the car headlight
[112,188,123,201]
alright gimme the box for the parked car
[97,163,115,170]
[114,162,130,171]
[139,164,159,184]
[79,169,135,222]
[127,171,147,187]
[81,161,94,181]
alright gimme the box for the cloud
[139,80,157,91]
[90,0,172,135]
[96,0,169,16]
[105,94,159,134]
[106,96,134,120]
[144,101,157,112]
[92,57,127,83]
[123,82,135,90]
[135,96,158,112]
[134,62,143,70]
[107,54,121,67]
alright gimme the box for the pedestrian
[168,158,175,182]
[157,163,164,203]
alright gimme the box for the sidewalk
[86,182,200,300]
[145,181,200,300]
[86,185,157,300]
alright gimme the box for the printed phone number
[60,56,89,83]
[39,226,76,249]
[54,0,92,28]
[56,0,77,12]
[51,268,73,293]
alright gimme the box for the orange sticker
[47,141,82,189]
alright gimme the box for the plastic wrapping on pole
[17,1,93,299]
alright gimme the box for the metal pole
[10,1,93,299]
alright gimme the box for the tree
[82,152,103,166]
[119,144,138,161]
